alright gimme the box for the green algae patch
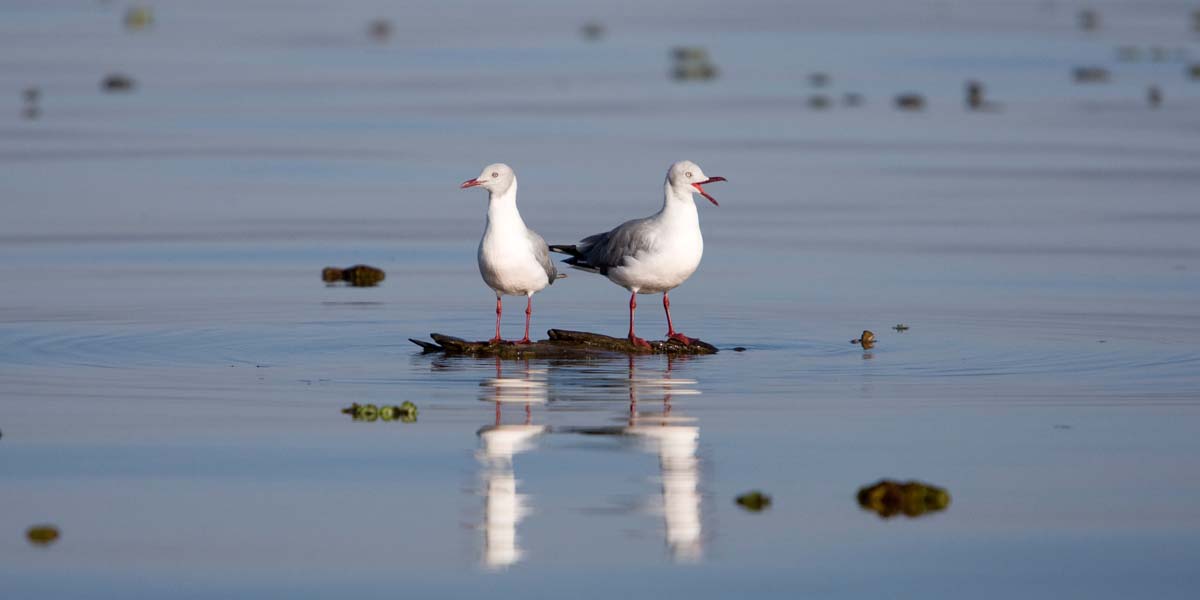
[857,480,950,519]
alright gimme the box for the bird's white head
[666,160,726,206]
[461,163,517,197]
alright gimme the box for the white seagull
[550,160,725,347]
[461,163,562,344]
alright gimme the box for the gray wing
[577,217,656,274]
[525,228,560,285]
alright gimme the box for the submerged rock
[735,491,772,512]
[322,264,385,287]
[26,524,59,546]
[857,479,950,519]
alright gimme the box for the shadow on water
[473,356,703,569]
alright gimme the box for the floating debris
[22,87,40,104]
[894,93,925,111]
[732,346,747,352]
[842,92,864,107]
[342,402,417,423]
[671,47,718,81]
[1193,10,1200,33]
[101,73,136,92]
[851,330,876,349]
[581,20,605,41]
[26,525,60,546]
[892,324,909,331]
[1148,85,1163,108]
[1116,45,1141,62]
[322,264,385,287]
[1078,9,1099,32]
[124,6,153,31]
[808,72,830,87]
[367,18,392,42]
[1073,66,1110,83]
[1188,64,1200,80]
[735,491,772,512]
[411,329,718,358]
[857,480,950,519]
[965,80,984,110]
[807,94,831,110]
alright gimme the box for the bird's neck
[486,185,526,232]
[658,182,700,226]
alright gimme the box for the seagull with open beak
[550,160,726,347]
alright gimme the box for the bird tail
[548,244,582,258]
[548,244,601,274]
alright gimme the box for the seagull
[461,163,562,344]
[550,160,725,348]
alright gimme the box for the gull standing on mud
[462,163,562,344]
[550,160,725,347]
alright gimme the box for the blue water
[3,1,1200,597]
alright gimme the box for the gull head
[667,160,725,206]
[461,163,516,196]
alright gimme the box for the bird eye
[491,172,499,178]
[685,171,693,178]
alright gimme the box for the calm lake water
[3,1,1199,597]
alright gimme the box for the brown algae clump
[851,330,876,349]
[322,265,385,287]
[735,491,772,512]
[27,524,60,546]
[857,480,950,519]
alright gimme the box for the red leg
[516,296,532,344]
[490,296,503,344]
[663,292,694,345]
[628,291,650,348]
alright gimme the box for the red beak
[460,178,481,189]
[691,176,726,206]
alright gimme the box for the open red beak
[460,178,481,189]
[691,176,726,206]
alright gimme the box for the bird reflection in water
[474,355,704,569]
[476,358,547,570]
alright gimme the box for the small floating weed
[342,402,417,423]
[735,491,772,512]
[26,525,60,546]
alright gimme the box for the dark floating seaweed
[735,491,772,512]
[857,480,951,519]
[322,265,385,287]
[26,524,60,546]
[410,329,718,358]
